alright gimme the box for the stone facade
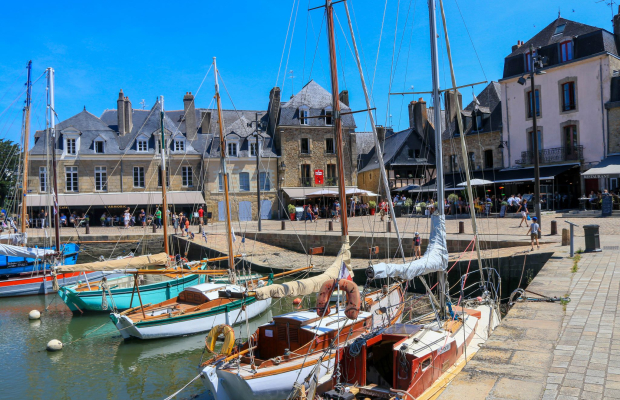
[442,130,502,173]
[608,105,620,155]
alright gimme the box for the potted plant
[419,202,427,215]
[369,200,376,215]
[404,198,413,214]
[287,204,297,221]
[448,193,459,215]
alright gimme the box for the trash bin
[393,205,402,218]
[583,224,601,252]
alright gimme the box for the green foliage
[447,193,459,203]
[287,204,297,214]
[418,202,427,207]
[501,201,508,206]
[368,200,376,208]
[571,254,581,273]
[404,198,413,207]
[0,139,20,208]
[576,248,583,254]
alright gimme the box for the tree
[0,139,21,208]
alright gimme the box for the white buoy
[28,310,41,320]
[46,339,63,351]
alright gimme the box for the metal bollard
[564,221,579,257]
[550,220,557,235]
[387,221,391,233]
[328,221,333,231]
[85,223,90,235]
[562,229,569,246]
[458,221,464,234]
[152,223,156,233]
[199,225,203,234]
[281,221,286,230]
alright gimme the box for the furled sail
[0,243,55,259]
[370,215,448,280]
[56,253,168,272]
[253,239,353,300]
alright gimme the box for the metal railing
[300,177,313,187]
[324,177,338,186]
[515,145,583,165]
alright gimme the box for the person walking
[413,232,421,260]
[123,209,131,229]
[154,207,162,229]
[517,199,529,228]
[172,212,179,234]
[139,209,146,227]
[526,217,541,251]
[198,206,204,226]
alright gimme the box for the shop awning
[283,186,359,199]
[25,191,206,208]
[581,155,620,177]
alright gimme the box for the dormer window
[226,142,238,157]
[250,139,261,157]
[324,107,333,126]
[94,140,105,154]
[137,138,148,152]
[66,138,77,155]
[475,115,483,131]
[174,138,185,152]
[560,40,573,62]
[299,107,309,125]
[554,24,566,35]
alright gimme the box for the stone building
[265,80,358,210]
[28,90,279,222]
[500,15,620,201]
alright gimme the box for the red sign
[314,169,324,185]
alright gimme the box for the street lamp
[517,44,547,232]
[247,113,264,231]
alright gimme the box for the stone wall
[608,106,620,154]
[442,130,502,172]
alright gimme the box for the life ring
[338,279,361,320]
[316,279,338,317]
[205,324,235,355]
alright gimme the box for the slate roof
[442,82,502,140]
[355,132,375,156]
[278,80,356,128]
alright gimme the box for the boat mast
[213,58,236,281]
[325,0,348,239]
[159,96,170,256]
[428,0,447,317]
[20,60,32,241]
[47,68,61,253]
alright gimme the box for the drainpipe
[120,160,123,192]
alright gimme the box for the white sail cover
[0,243,55,259]
[253,239,353,300]
[371,215,448,280]
[56,253,168,272]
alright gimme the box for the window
[475,115,483,130]
[259,172,271,191]
[182,166,193,187]
[415,149,421,158]
[554,23,566,35]
[239,172,250,191]
[158,167,170,187]
[218,173,229,192]
[226,142,238,157]
[324,109,333,125]
[300,108,309,125]
[95,166,107,191]
[94,140,105,154]
[408,149,414,158]
[484,150,493,169]
[137,139,148,152]
[467,152,475,167]
[300,138,310,154]
[450,155,458,172]
[560,41,573,62]
[562,82,576,111]
[250,142,259,157]
[564,125,578,157]
[39,167,47,192]
[325,138,335,154]
[528,129,542,152]
[65,166,78,192]
[528,90,540,118]
[133,167,145,188]
[66,138,77,155]
[174,139,185,152]
[301,164,312,187]
[325,164,337,185]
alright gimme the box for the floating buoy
[46,339,63,351]
[293,298,302,306]
[28,310,41,320]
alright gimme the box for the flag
[338,261,352,281]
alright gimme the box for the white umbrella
[345,188,367,195]
[307,189,339,197]
[457,179,493,186]
[361,191,379,197]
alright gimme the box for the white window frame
[300,138,310,154]
[133,166,145,188]
[299,106,309,125]
[249,138,262,157]
[182,166,193,187]
[259,171,271,191]
[65,166,78,192]
[324,106,333,126]
[95,166,107,191]
[94,139,105,154]
[239,172,250,191]
[218,173,229,192]
[39,167,47,192]
[226,141,239,157]
[137,137,148,152]
[174,138,185,152]
[66,137,77,155]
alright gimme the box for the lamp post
[247,113,263,231]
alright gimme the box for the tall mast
[47,68,61,252]
[159,96,170,256]
[213,58,236,281]
[20,61,32,240]
[325,0,348,239]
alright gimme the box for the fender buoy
[316,279,338,317]
[205,324,235,355]
[338,279,361,320]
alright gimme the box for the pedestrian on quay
[198,206,204,225]
[526,217,541,251]
[154,207,162,229]
[172,212,179,234]
[184,217,190,236]
[140,209,146,227]
[517,199,529,228]
[123,209,131,229]
[413,232,421,260]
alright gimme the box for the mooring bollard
[152,223,156,233]
[564,220,579,257]
[387,221,391,233]
[550,220,557,235]
[199,225,203,234]
[328,221,333,231]
[85,223,90,235]
[458,221,464,234]
[281,221,286,230]
[562,228,569,246]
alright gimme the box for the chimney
[200,111,211,134]
[267,87,281,144]
[124,97,133,133]
[511,40,523,53]
[444,90,463,124]
[376,126,386,151]
[339,90,349,107]
[614,6,620,50]
[413,97,427,135]
[408,101,417,129]
[184,92,197,140]
[117,89,126,135]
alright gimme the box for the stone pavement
[438,239,620,399]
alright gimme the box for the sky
[0,0,615,146]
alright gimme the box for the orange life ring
[338,279,361,320]
[316,279,337,317]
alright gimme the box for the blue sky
[0,0,615,145]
